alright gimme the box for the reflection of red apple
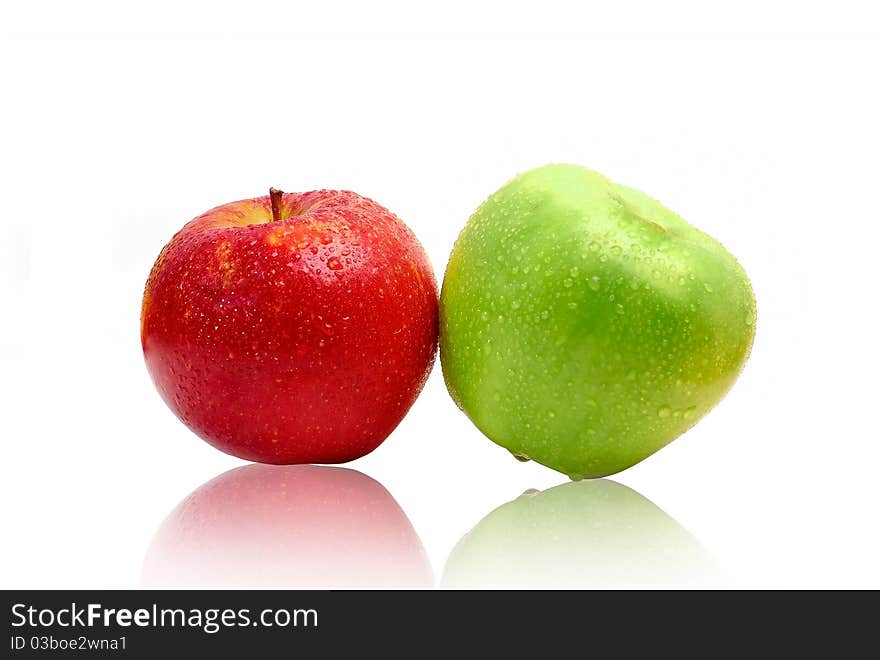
[143,464,432,588]
[141,189,438,464]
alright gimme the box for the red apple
[141,189,438,463]
[143,464,432,587]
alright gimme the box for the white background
[2,3,879,589]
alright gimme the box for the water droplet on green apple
[657,406,672,418]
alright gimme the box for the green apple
[440,164,756,478]
[442,480,717,588]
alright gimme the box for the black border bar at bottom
[2,590,875,656]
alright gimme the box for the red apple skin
[143,464,432,588]
[141,190,438,464]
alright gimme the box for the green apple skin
[442,480,716,588]
[440,164,756,478]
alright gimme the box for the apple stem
[269,187,284,223]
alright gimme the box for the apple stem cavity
[269,187,284,223]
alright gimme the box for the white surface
[2,8,879,588]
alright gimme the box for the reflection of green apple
[442,480,717,588]
[440,164,756,478]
